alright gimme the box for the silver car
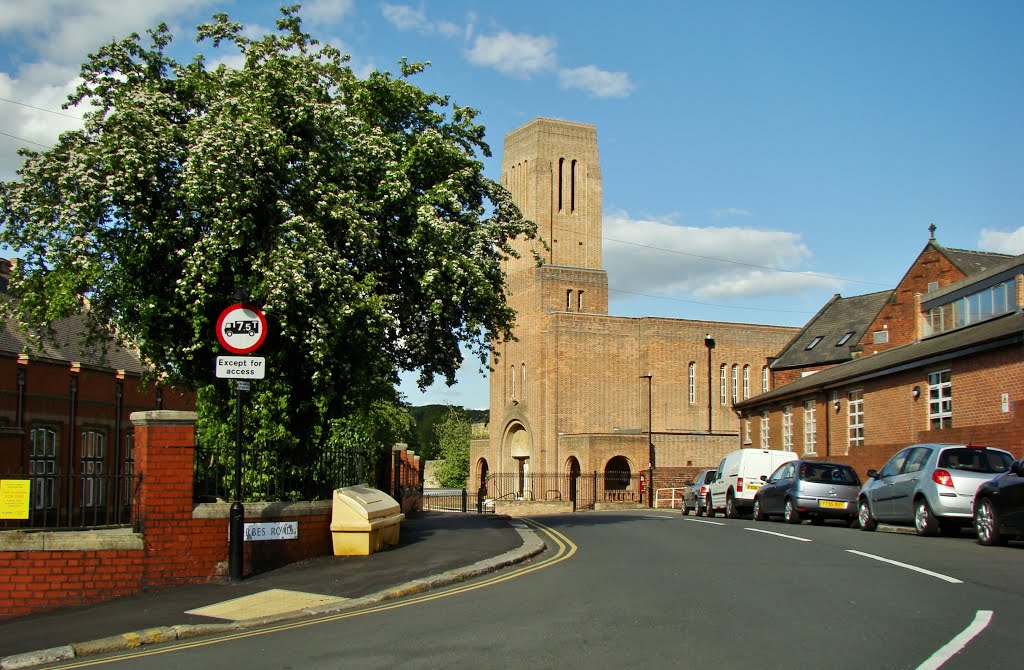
[858,443,1014,536]
[752,460,861,525]
[681,469,716,516]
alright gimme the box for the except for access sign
[216,356,266,379]
[216,303,268,354]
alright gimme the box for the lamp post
[640,374,653,508]
[704,334,716,433]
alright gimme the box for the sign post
[216,302,268,581]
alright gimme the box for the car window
[939,448,1013,474]
[903,447,932,474]
[801,463,860,485]
[879,449,912,478]
[780,463,795,479]
[715,460,727,480]
[704,471,717,484]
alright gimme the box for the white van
[707,449,798,518]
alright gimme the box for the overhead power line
[0,96,82,120]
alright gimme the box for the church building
[470,118,798,506]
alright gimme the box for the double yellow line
[62,519,577,667]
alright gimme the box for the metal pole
[641,374,653,508]
[705,335,716,433]
[229,382,245,581]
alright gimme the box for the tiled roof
[0,307,148,373]
[738,310,1024,409]
[942,247,1013,276]
[771,290,894,370]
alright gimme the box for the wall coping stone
[191,500,332,520]
[130,410,198,427]
[0,527,143,552]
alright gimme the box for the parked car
[708,448,799,518]
[752,460,861,525]
[973,460,1024,546]
[858,443,1014,536]
[681,469,716,516]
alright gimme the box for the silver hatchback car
[858,443,1014,536]
[752,460,861,525]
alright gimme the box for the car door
[998,464,1024,533]
[865,448,913,520]
[760,462,794,514]
[889,446,932,521]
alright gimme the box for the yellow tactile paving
[185,589,349,621]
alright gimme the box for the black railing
[422,488,492,513]
[193,442,368,503]
[0,471,141,530]
[482,471,643,511]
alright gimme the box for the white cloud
[464,31,556,78]
[978,227,1024,255]
[302,0,355,23]
[558,65,633,99]
[602,211,842,300]
[381,4,461,39]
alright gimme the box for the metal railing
[479,471,644,511]
[654,487,687,509]
[0,471,140,531]
[422,488,492,513]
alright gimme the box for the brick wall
[0,411,348,620]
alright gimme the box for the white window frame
[688,362,696,404]
[782,405,793,452]
[762,366,770,393]
[848,389,864,448]
[731,365,738,404]
[720,364,727,405]
[803,400,817,455]
[742,365,750,400]
[760,411,770,449]
[928,369,952,429]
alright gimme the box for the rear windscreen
[938,448,1012,474]
[799,463,860,486]
[702,471,716,484]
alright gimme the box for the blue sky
[2,1,1022,410]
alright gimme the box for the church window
[510,365,516,401]
[557,158,564,212]
[731,365,738,403]
[720,364,727,405]
[570,159,577,214]
[688,362,696,404]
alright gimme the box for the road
[51,511,1022,669]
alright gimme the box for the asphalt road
[50,511,1022,670]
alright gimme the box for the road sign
[216,356,266,379]
[216,304,268,354]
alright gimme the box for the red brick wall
[0,411,340,620]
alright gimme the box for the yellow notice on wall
[0,480,31,520]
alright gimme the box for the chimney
[0,258,11,293]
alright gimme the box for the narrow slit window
[557,158,564,212]
[570,159,577,213]
[577,290,584,312]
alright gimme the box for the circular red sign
[216,304,268,354]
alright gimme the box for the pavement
[0,512,544,669]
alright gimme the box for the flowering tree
[0,7,533,484]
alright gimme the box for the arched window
[557,157,564,212]
[720,364,727,405]
[510,365,516,400]
[742,365,750,399]
[731,365,739,403]
[688,362,696,404]
[570,159,577,213]
[521,364,526,403]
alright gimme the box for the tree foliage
[0,6,534,481]
[434,406,471,488]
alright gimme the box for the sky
[2,1,1023,410]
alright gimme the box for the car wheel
[752,497,765,521]
[784,498,801,524]
[726,494,739,519]
[914,498,940,536]
[680,500,689,516]
[975,498,1005,546]
[858,499,877,531]
[705,495,715,518]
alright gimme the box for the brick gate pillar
[131,410,221,586]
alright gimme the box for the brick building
[0,259,194,527]
[469,119,798,500]
[735,232,1021,476]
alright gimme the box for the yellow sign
[0,480,31,520]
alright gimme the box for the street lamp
[704,334,716,433]
[640,374,653,508]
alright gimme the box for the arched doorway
[604,456,633,502]
[477,458,490,496]
[565,456,581,509]
[502,422,531,499]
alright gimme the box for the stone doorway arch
[476,458,490,496]
[566,456,581,509]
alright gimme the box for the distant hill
[408,405,489,460]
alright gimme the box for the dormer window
[836,331,854,346]
[805,336,823,350]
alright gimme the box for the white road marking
[684,518,725,526]
[915,610,992,670]
[846,550,962,584]
[642,515,674,519]
[745,528,813,542]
